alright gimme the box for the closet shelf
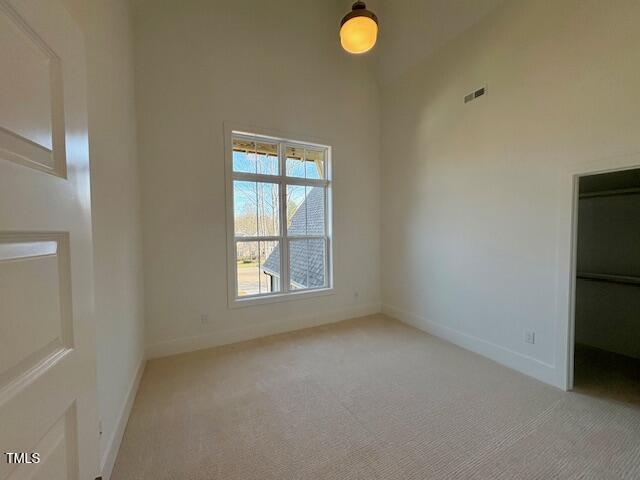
[577,272,640,286]
[579,187,640,199]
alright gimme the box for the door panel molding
[0,0,66,177]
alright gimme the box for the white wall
[133,0,381,357]
[60,0,145,476]
[381,0,640,387]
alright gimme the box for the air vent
[464,85,486,104]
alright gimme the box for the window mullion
[278,142,289,293]
[235,235,280,242]
[233,171,288,183]
[285,235,325,241]
[281,176,328,188]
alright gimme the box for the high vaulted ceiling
[365,0,505,85]
[132,0,506,87]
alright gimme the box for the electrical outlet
[200,314,209,324]
[524,330,535,345]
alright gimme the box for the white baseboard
[146,303,382,359]
[100,356,146,480]
[382,304,560,388]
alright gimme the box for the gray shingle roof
[262,187,325,288]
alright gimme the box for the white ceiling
[345,0,505,85]
[133,0,506,87]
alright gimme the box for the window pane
[232,139,257,173]
[305,148,325,180]
[259,241,280,293]
[237,241,281,297]
[235,181,279,237]
[288,239,308,290]
[256,182,279,237]
[286,186,325,236]
[288,239,326,290]
[234,180,257,237]
[307,239,326,288]
[305,186,325,235]
[287,185,306,235]
[286,145,305,178]
[286,146,326,179]
[236,241,259,296]
[256,141,278,175]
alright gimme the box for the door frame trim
[555,151,640,391]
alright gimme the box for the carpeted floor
[112,315,640,479]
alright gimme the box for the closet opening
[573,167,640,405]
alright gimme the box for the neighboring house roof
[263,186,325,288]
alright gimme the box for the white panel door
[0,0,99,479]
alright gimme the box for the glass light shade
[340,15,378,54]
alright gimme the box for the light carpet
[112,314,640,479]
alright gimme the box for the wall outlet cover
[524,330,536,344]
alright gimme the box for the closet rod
[579,187,640,199]
[577,272,640,286]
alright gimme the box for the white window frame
[224,126,333,308]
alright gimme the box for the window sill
[228,287,335,309]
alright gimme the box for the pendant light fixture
[339,1,378,54]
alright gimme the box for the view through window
[229,132,331,301]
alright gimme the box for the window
[226,130,332,305]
